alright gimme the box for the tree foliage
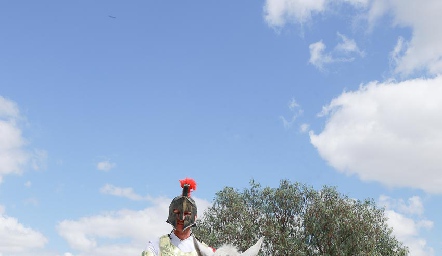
[194,180,408,256]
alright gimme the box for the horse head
[194,236,264,256]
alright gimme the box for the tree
[194,179,408,256]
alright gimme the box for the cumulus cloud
[310,76,442,193]
[366,0,442,76]
[57,199,170,255]
[0,96,52,255]
[0,212,48,254]
[57,195,211,256]
[386,210,434,256]
[0,96,29,182]
[0,96,46,183]
[380,195,424,216]
[379,195,434,255]
[97,160,116,172]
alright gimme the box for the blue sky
[0,0,441,255]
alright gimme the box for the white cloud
[379,196,434,256]
[57,200,170,255]
[0,213,48,254]
[389,36,407,70]
[309,41,333,70]
[310,76,442,193]
[264,0,442,76]
[100,184,150,201]
[280,98,303,129]
[31,149,48,171]
[366,0,442,76]
[0,96,29,182]
[57,195,211,256]
[309,34,362,70]
[379,195,424,216]
[0,96,20,117]
[386,210,434,256]
[264,0,327,28]
[0,96,47,183]
[288,98,299,111]
[97,160,116,172]
[263,0,370,28]
[300,123,310,133]
[280,116,297,129]
[335,32,365,57]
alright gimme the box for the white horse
[193,237,264,256]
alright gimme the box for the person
[141,178,213,256]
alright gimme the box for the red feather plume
[180,177,197,196]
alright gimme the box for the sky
[0,0,441,255]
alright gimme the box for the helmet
[166,178,198,230]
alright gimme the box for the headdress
[166,178,198,230]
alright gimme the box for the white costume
[142,232,198,256]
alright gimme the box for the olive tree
[194,179,408,256]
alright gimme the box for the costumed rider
[142,178,213,256]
